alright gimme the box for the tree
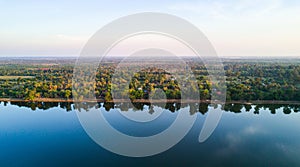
[65,90,71,100]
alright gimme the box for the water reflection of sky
[1,102,300,166]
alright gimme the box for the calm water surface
[1,102,300,167]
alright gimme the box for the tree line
[0,59,300,101]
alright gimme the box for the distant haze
[0,0,300,57]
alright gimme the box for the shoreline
[1,98,300,105]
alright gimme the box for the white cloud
[167,0,300,57]
[216,125,264,156]
[242,125,261,135]
[168,0,282,19]
[168,1,227,19]
[55,34,87,42]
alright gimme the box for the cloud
[242,125,261,135]
[55,34,87,42]
[225,125,262,147]
[216,125,264,156]
[167,0,300,57]
[168,0,282,19]
[168,1,227,19]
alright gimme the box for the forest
[0,57,300,102]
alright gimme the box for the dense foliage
[0,58,300,101]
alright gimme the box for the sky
[0,0,300,57]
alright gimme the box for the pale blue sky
[0,0,300,57]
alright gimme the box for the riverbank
[1,98,300,104]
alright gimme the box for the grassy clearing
[0,76,35,80]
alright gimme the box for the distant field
[0,76,35,80]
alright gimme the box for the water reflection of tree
[9,101,60,111]
[244,104,252,112]
[199,103,209,115]
[2,101,300,115]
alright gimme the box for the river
[1,102,300,166]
